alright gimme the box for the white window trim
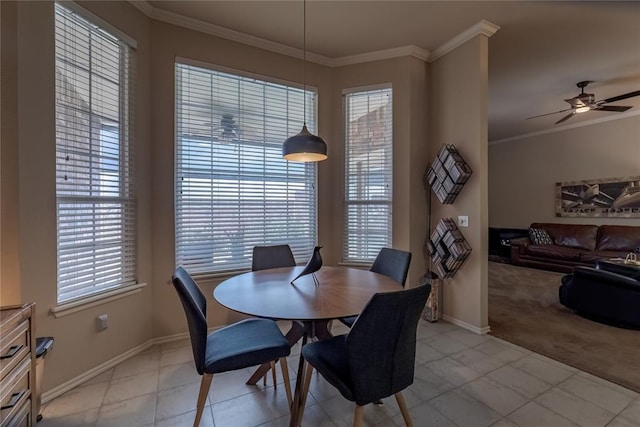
[58,0,137,49]
[54,2,138,303]
[342,83,392,96]
[50,283,147,318]
[174,60,320,275]
[176,57,317,93]
[342,84,394,263]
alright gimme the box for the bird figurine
[291,246,323,285]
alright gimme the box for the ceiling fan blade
[602,90,640,104]
[593,105,632,112]
[555,112,576,124]
[526,108,573,120]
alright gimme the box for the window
[55,4,136,303]
[175,63,318,275]
[343,87,393,263]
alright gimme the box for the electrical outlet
[458,216,469,228]
[97,313,108,331]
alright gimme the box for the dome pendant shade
[282,124,328,162]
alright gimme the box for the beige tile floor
[40,320,640,427]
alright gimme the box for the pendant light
[282,0,328,162]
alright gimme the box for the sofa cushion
[596,225,640,252]
[596,260,640,279]
[529,228,553,245]
[531,223,598,251]
[579,250,627,263]
[526,244,581,261]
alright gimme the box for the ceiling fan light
[283,124,328,162]
[575,106,591,113]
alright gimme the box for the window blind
[55,3,136,303]
[175,63,318,275]
[343,87,393,263]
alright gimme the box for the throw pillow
[529,227,553,245]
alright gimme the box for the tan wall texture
[2,0,437,392]
[428,36,490,331]
[147,19,335,338]
[329,58,429,287]
[5,0,153,392]
[1,1,21,305]
[149,22,431,338]
[489,115,640,228]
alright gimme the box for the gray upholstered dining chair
[340,247,412,327]
[297,284,431,427]
[252,244,296,271]
[251,244,297,387]
[172,267,292,427]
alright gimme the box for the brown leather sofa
[510,223,640,273]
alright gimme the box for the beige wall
[330,57,429,287]
[3,0,432,392]
[428,36,490,331]
[9,0,153,391]
[148,19,336,337]
[148,20,430,338]
[1,1,21,305]
[489,115,640,228]
[7,0,634,394]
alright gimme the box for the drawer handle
[1,390,26,410]
[0,345,23,360]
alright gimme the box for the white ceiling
[144,1,640,141]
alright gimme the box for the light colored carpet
[489,261,640,392]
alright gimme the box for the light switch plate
[458,216,469,227]
[97,313,108,331]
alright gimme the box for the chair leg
[280,357,292,406]
[300,363,313,409]
[395,391,413,427]
[271,361,277,388]
[353,405,364,427]
[194,374,213,427]
[296,363,314,426]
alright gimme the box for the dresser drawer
[0,321,30,383]
[4,398,30,427]
[0,357,31,426]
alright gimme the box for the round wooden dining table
[214,265,403,427]
[214,265,402,321]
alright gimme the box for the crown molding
[128,0,153,17]
[330,45,430,67]
[429,19,500,63]
[127,1,429,67]
[489,109,640,145]
[149,6,334,66]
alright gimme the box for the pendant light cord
[303,0,306,126]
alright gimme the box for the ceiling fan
[527,81,640,124]
[202,113,239,142]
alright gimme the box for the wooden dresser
[1,304,36,427]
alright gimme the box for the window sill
[338,262,371,269]
[191,269,251,283]
[50,283,147,318]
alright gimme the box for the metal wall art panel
[556,176,640,217]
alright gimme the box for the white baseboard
[42,340,154,403]
[442,314,491,335]
[152,331,190,345]
[42,328,221,403]
[42,335,184,403]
